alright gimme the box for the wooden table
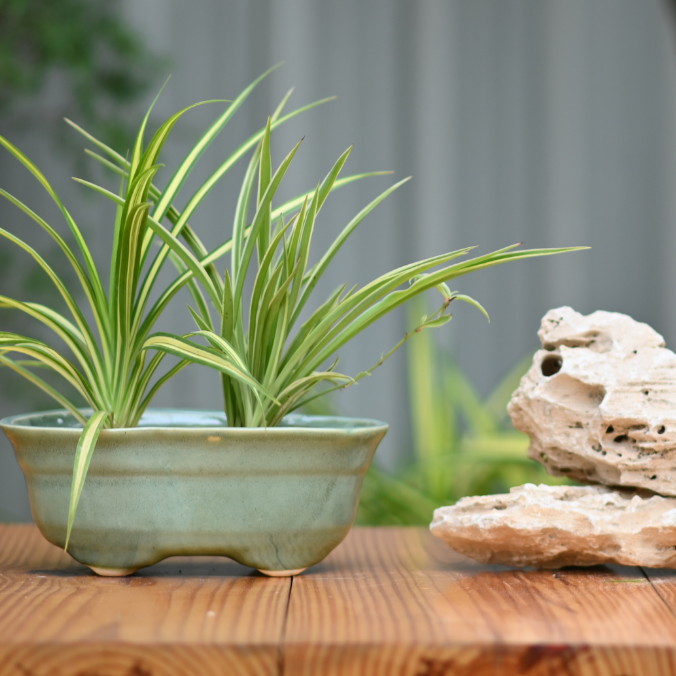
[2,526,676,676]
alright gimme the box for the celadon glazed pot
[0,409,387,577]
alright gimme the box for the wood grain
[284,527,676,676]
[0,525,289,676]
[4,525,676,676]
[640,567,676,629]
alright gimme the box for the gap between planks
[278,574,294,676]
[4,526,676,676]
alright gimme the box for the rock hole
[658,425,666,435]
[614,434,628,443]
[541,355,562,377]
[606,425,614,434]
[650,475,657,480]
[643,390,650,396]
[494,504,507,511]
[543,330,612,353]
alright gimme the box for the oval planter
[0,409,387,577]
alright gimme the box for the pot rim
[0,407,389,436]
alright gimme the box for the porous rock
[508,306,676,496]
[430,483,676,568]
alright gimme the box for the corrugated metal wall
[1,0,675,520]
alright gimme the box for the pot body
[0,409,387,573]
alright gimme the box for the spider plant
[0,68,378,546]
[126,117,587,430]
[355,299,571,526]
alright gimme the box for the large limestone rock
[430,484,676,568]
[508,306,676,496]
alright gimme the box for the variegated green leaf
[65,410,111,550]
[142,333,278,404]
[0,355,86,424]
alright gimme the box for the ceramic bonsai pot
[0,408,387,577]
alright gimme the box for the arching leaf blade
[0,355,86,424]
[143,334,278,405]
[152,64,280,225]
[65,410,111,550]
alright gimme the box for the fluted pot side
[1,409,388,572]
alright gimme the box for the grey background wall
[2,0,676,520]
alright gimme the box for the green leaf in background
[353,297,571,526]
[0,0,164,154]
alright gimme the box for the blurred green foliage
[0,0,163,152]
[352,299,570,525]
[0,0,163,413]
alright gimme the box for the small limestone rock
[508,306,676,496]
[430,484,676,568]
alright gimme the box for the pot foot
[258,567,307,577]
[89,566,138,577]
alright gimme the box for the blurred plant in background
[0,0,163,415]
[314,298,570,525]
[0,0,163,153]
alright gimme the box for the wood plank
[0,525,289,676]
[284,527,676,676]
[5,524,676,676]
[640,568,676,623]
